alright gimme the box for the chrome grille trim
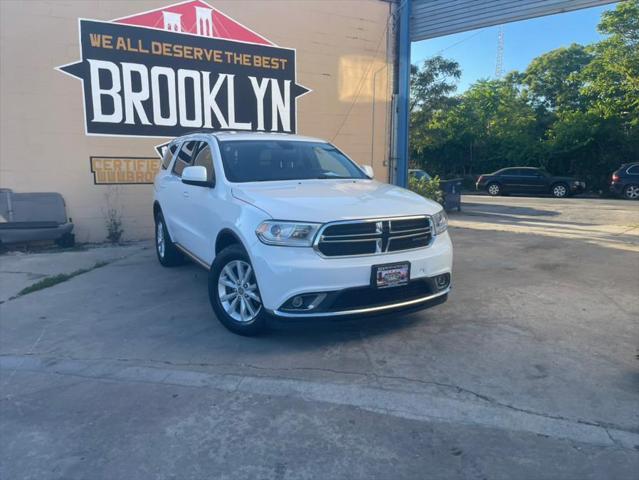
[313,215,433,258]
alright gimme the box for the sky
[410,4,616,93]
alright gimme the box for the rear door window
[627,164,639,175]
[172,140,198,177]
[501,168,519,176]
[161,143,178,170]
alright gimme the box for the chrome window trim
[312,215,434,258]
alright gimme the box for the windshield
[218,140,368,182]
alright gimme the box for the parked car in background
[154,132,453,336]
[409,169,432,181]
[476,167,585,198]
[610,163,639,200]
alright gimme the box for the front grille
[315,216,432,257]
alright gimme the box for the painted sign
[57,0,310,138]
[90,157,161,184]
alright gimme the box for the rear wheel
[487,182,501,196]
[551,183,568,198]
[208,245,269,336]
[623,184,639,200]
[55,233,75,248]
[155,212,184,266]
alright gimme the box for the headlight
[256,221,321,246]
[431,210,448,235]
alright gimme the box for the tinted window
[161,144,177,170]
[627,164,639,175]
[519,169,543,177]
[172,141,197,177]
[192,143,215,183]
[499,168,519,176]
[218,140,367,182]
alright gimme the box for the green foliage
[522,44,592,110]
[15,261,109,298]
[105,207,124,243]
[409,175,444,204]
[410,56,461,113]
[409,1,639,193]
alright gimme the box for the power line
[412,28,486,65]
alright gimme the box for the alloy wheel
[217,260,262,323]
[488,184,500,196]
[553,185,567,198]
[625,185,639,200]
[156,220,165,258]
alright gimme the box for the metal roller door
[410,0,618,42]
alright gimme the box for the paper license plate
[372,262,410,289]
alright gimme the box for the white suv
[154,132,453,335]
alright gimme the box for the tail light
[612,173,620,182]
[477,175,484,183]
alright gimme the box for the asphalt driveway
[1,196,638,479]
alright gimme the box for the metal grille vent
[315,216,432,257]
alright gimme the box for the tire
[55,232,75,248]
[551,183,568,198]
[154,211,184,267]
[623,184,639,200]
[486,182,501,196]
[208,245,269,336]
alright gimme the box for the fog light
[281,293,328,312]
[435,273,450,290]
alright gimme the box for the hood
[232,179,441,223]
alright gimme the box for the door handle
[183,191,189,198]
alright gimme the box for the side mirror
[182,166,212,187]
[361,164,374,178]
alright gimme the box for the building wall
[0,0,394,242]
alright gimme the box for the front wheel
[487,182,501,196]
[623,184,639,200]
[551,183,568,198]
[208,245,269,336]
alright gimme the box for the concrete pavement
[1,197,638,479]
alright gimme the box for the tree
[409,56,461,168]
[522,44,592,111]
[410,56,461,113]
[407,1,639,191]
[581,0,639,127]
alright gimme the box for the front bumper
[272,283,450,319]
[248,231,453,313]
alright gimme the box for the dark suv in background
[476,167,585,198]
[610,163,639,200]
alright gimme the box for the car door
[164,140,197,243]
[499,169,522,192]
[529,170,550,193]
[179,139,222,264]
[155,142,179,215]
[518,169,545,194]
